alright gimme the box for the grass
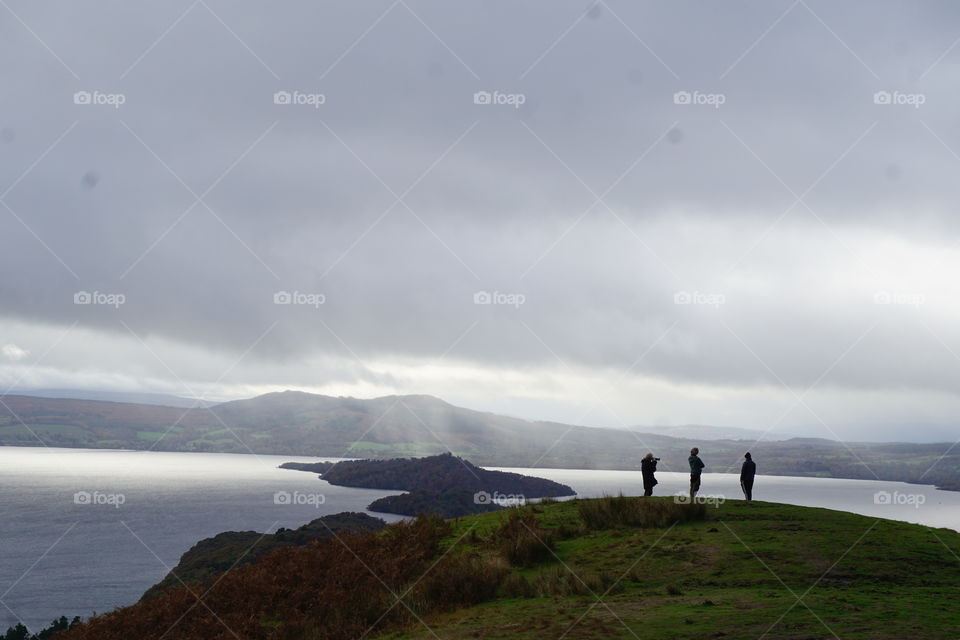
[57,496,960,640]
[376,497,960,640]
[577,492,706,528]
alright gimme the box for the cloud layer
[3,1,960,438]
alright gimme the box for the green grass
[376,498,960,639]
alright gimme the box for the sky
[2,0,960,441]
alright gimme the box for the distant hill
[0,391,958,490]
[787,420,960,444]
[8,389,216,408]
[635,424,798,441]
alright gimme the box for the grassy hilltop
[58,497,960,640]
[382,499,960,639]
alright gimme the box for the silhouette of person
[688,447,705,501]
[641,452,659,496]
[740,452,756,501]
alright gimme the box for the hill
[1,391,958,490]
[367,489,505,518]
[56,498,960,639]
[9,388,216,408]
[140,512,386,600]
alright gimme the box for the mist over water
[2,447,958,631]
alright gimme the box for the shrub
[60,515,452,640]
[499,573,536,598]
[577,495,706,530]
[534,566,591,596]
[530,567,623,597]
[493,512,556,567]
[413,553,509,610]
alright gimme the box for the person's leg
[643,486,652,497]
[745,479,753,501]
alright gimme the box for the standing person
[640,452,659,496]
[740,452,756,501]
[688,447,705,502]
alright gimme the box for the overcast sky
[3,1,960,440]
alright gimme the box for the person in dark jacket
[688,447,705,501]
[640,452,659,496]
[740,452,756,501]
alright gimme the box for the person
[640,452,659,496]
[740,452,756,501]
[688,447,705,501]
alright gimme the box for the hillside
[140,512,386,599]
[1,391,958,490]
[12,388,216,408]
[368,489,505,518]
[57,498,960,639]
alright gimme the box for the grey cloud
[4,1,960,432]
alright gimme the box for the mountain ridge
[0,390,957,490]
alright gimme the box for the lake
[2,447,958,632]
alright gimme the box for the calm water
[0,447,404,632]
[2,447,959,631]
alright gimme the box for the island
[281,452,576,517]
